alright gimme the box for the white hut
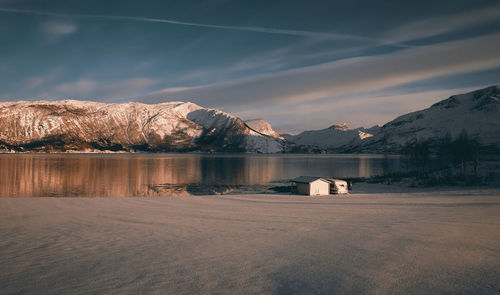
[293,176,331,196]
[328,179,349,194]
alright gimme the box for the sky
[1,0,499,133]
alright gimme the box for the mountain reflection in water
[0,154,401,197]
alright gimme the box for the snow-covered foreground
[1,185,499,294]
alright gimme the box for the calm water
[0,154,403,197]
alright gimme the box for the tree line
[402,130,482,177]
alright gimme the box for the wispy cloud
[24,77,46,89]
[0,7,410,47]
[101,78,156,99]
[23,67,64,89]
[38,79,96,99]
[161,38,378,87]
[385,3,500,42]
[234,87,483,132]
[168,41,316,84]
[37,77,156,100]
[145,33,500,109]
[41,20,77,41]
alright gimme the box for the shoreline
[1,182,499,198]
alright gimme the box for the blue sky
[1,0,499,133]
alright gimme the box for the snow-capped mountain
[2,86,498,154]
[245,119,284,140]
[0,100,283,153]
[283,123,375,149]
[283,86,500,153]
[357,85,500,152]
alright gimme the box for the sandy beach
[1,184,499,294]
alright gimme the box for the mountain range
[282,123,377,150]
[357,85,500,152]
[0,86,498,153]
[0,100,283,153]
[284,85,499,153]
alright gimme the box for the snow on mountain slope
[245,119,284,140]
[0,100,283,153]
[283,123,374,149]
[360,85,500,151]
[284,86,500,153]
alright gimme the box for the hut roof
[292,176,330,184]
[326,178,347,184]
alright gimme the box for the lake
[0,154,403,197]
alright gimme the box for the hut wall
[310,180,330,195]
[296,183,310,195]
